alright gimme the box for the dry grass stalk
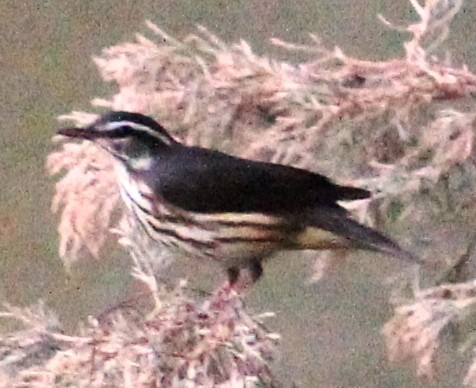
[0,254,279,387]
[382,279,476,380]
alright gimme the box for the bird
[57,111,419,285]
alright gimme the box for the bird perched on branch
[58,111,419,285]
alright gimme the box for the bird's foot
[226,259,263,292]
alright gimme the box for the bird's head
[58,111,177,170]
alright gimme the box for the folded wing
[149,145,370,215]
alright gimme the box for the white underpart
[115,163,153,213]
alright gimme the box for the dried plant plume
[9,0,476,386]
[0,257,279,387]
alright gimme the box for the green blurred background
[1,1,475,386]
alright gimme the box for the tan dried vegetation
[2,0,476,386]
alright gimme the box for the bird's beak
[57,126,104,141]
[57,125,129,162]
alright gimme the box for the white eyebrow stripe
[102,120,173,145]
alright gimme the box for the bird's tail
[296,207,420,264]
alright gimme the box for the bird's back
[143,144,370,216]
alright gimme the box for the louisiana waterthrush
[58,111,418,284]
